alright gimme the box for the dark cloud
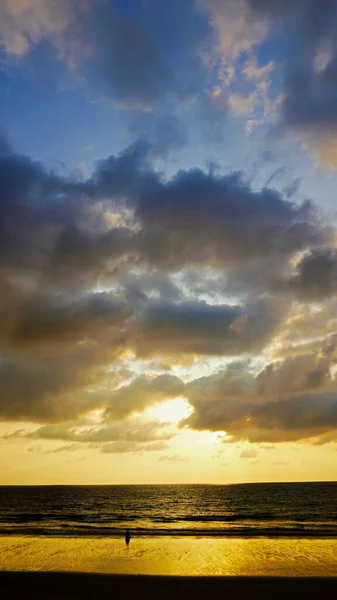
[132,297,285,357]
[133,169,326,271]
[276,249,337,300]
[252,392,337,433]
[8,291,130,350]
[0,139,329,288]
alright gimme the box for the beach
[1,533,337,598]
[1,536,337,577]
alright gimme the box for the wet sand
[1,536,337,577]
[1,572,337,600]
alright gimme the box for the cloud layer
[0,134,337,446]
[2,1,337,455]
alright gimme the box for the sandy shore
[1,536,337,576]
[1,572,337,600]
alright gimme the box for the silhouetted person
[125,529,131,546]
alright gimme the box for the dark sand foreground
[1,572,337,600]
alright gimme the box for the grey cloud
[246,0,337,142]
[122,273,182,303]
[0,358,98,422]
[183,344,337,442]
[0,139,333,425]
[3,332,337,442]
[132,297,286,357]
[252,392,337,432]
[276,249,337,300]
[0,140,329,288]
[0,139,148,288]
[133,169,326,272]
[0,346,130,423]
[247,0,337,40]
[7,291,130,350]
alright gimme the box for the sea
[1,481,337,539]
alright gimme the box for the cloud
[104,375,184,420]
[183,342,337,442]
[7,414,176,455]
[157,453,188,462]
[8,291,130,350]
[0,139,329,288]
[4,0,337,166]
[0,0,211,111]
[201,0,267,68]
[0,138,335,430]
[0,356,101,422]
[100,440,168,454]
[275,249,337,300]
[28,417,174,444]
[132,297,286,357]
[132,171,327,273]
[51,444,81,453]
[244,0,337,167]
[0,0,82,56]
[27,444,43,454]
[240,448,258,458]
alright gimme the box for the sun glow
[146,398,193,424]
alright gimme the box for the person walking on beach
[125,529,131,546]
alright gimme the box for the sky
[1,0,337,484]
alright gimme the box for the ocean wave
[1,523,337,539]
[1,482,336,540]
[1,512,337,526]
